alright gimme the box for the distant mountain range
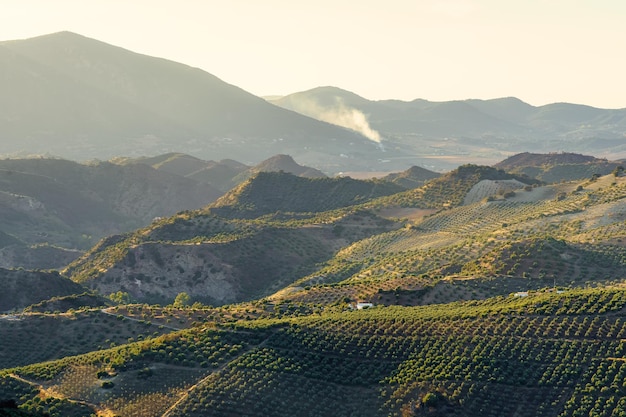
[117,153,326,192]
[270,86,626,169]
[0,32,379,173]
[3,32,626,174]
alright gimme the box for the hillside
[63,207,401,305]
[368,164,540,211]
[0,286,625,416]
[62,165,548,306]
[59,171,407,304]
[381,165,441,189]
[0,268,86,312]
[241,154,326,179]
[0,32,382,173]
[0,158,221,268]
[494,152,623,183]
[209,171,404,218]
[272,173,626,308]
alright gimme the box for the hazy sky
[2,0,625,108]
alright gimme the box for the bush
[422,392,439,407]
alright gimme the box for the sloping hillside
[1,286,625,416]
[494,152,623,183]
[61,164,547,305]
[58,166,415,305]
[61,168,407,305]
[381,165,441,189]
[275,174,626,308]
[0,158,221,255]
[0,162,626,417]
[64,209,400,305]
[210,171,405,218]
[369,164,539,210]
[0,268,86,312]
[494,152,604,169]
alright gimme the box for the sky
[1,0,626,109]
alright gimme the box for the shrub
[422,392,439,407]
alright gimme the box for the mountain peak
[308,85,367,98]
[382,165,441,189]
[35,30,86,39]
[245,154,326,179]
[2,30,111,48]
[271,86,371,109]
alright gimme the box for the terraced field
[271,176,626,307]
[1,287,625,416]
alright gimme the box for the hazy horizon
[2,0,626,109]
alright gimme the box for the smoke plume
[297,98,382,144]
[320,103,381,143]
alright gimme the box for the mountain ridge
[270,86,626,169]
[0,32,382,172]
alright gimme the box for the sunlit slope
[277,173,626,305]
